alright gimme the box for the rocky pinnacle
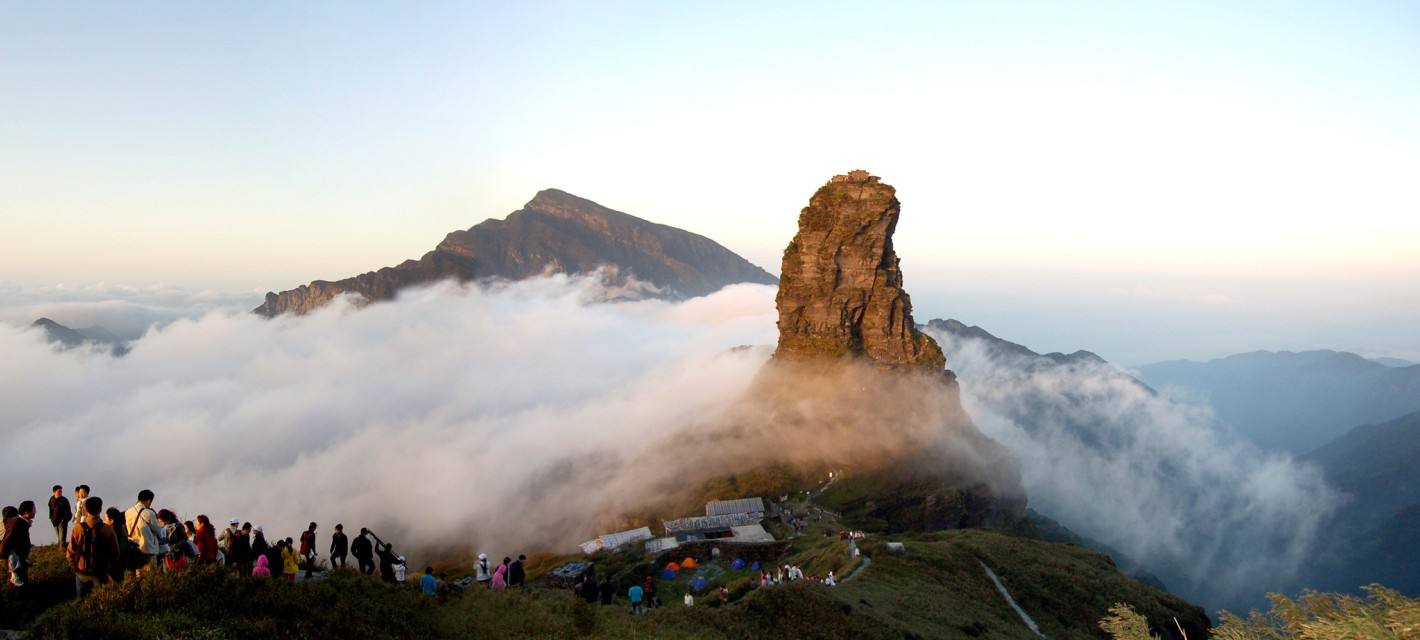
[772,170,946,372]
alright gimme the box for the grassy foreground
[4,522,1209,640]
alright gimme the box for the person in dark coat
[265,540,285,580]
[598,577,614,605]
[2,501,36,586]
[369,532,397,583]
[48,485,72,545]
[351,528,375,575]
[509,554,527,591]
[329,524,349,569]
[580,573,600,604]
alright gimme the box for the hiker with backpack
[68,496,119,599]
[351,528,375,575]
[299,522,318,579]
[1,501,35,587]
[123,490,165,578]
[329,523,348,569]
[48,485,72,545]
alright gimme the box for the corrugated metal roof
[705,497,766,517]
[663,512,761,534]
[644,537,680,555]
[600,526,653,549]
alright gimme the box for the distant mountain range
[1137,350,1420,453]
[255,189,777,316]
[1300,410,1420,596]
[31,317,130,355]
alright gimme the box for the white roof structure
[705,497,766,517]
[644,536,681,555]
[579,526,653,555]
[663,512,761,535]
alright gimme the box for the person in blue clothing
[420,566,437,597]
[628,582,644,615]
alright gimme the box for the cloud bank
[927,329,1341,612]
[0,276,779,560]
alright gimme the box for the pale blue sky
[2,1,1417,362]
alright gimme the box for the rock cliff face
[746,170,1028,534]
[255,189,777,316]
[774,170,944,371]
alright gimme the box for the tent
[751,561,761,571]
[730,558,746,570]
[666,562,681,572]
[681,557,699,570]
[691,576,708,592]
[661,568,677,580]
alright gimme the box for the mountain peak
[255,190,776,316]
[773,171,945,371]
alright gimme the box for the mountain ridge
[255,189,777,316]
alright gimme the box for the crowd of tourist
[0,484,518,605]
[4,485,847,615]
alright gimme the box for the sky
[2,1,1417,363]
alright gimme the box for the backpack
[69,521,97,574]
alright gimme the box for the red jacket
[194,523,219,563]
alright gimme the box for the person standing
[281,538,300,584]
[103,508,129,584]
[352,528,375,575]
[509,554,527,591]
[251,525,269,559]
[473,553,492,588]
[628,583,644,615]
[580,573,599,604]
[48,485,72,545]
[68,496,118,600]
[299,522,318,578]
[369,532,397,583]
[329,524,348,570]
[1,501,35,586]
[420,566,437,597]
[157,509,192,572]
[123,490,164,578]
[492,563,507,592]
[194,515,219,564]
[598,576,613,605]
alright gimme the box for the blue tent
[661,568,677,580]
[730,558,746,570]
[691,576,708,592]
[750,561,761,571]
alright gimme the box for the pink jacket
[491,564,507,591]
[252,555,271,577]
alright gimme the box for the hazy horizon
[3,2,1417,364]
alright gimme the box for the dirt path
[980,560,1045,638]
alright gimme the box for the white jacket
[474,558,492,582]
[124,503,165,555]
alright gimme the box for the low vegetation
[1101,586,1420,640]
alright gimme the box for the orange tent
[681,557,699,570]
[665,562,680,572]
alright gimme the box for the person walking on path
[48,485,72,545]
[474,553,492,588]
[299,522,318,578]
[509,554,527,591]
[628,583,644,615]
[68,496,118,600]
[329,524,348,569]
[420,566,437,597]
[352,528,375,575]
[194,515,219,564]
[2,501,36,586]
